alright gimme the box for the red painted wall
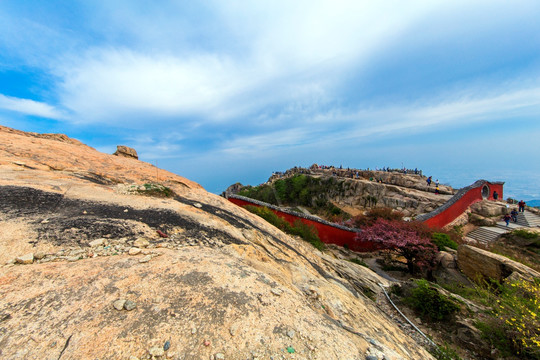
[423,182,504,228]
[228,197,379,252]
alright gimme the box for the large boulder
[113,145,138,159]
[470,200,507,217]
[457,245,540,283]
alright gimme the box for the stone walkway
[465,210,540,245]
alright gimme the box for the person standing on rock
[518,200,526,212]
[426,176,432,187]
[493,191,499,200]
[511,208,518,223]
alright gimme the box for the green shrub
[432,233,458,251]
[477,279,540,359]
[404,279,460,321]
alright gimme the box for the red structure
[228,196,378,252]
[418,180,504,228]
[228,179,504,251]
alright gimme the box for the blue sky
[1,1,540,200]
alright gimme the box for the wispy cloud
[0,94,64,119]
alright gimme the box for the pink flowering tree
[355,219,438,274]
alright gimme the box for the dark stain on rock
[0,186,248,247]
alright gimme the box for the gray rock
[148,346,164,357]
[286,330,295,338]
[270,288,283,296]
[89,238,104,247]
[163,340,170,351]
[133,238,150,248]
[365,356,378,360]
[128,247,142,255]
[124,300,136,311]
[214,353,225,360]
[139,255,152,263]
[34,251,46,260]
[113,299,126,311]
[16,253,34,264]
[193,203,203,208]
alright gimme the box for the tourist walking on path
[511,209,518,223]
[504,213,511,227]
[426,176,432,187]
[518,200,526,212]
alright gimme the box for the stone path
[465,210,540,245]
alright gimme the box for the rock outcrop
[114,145,139,159]
[0,125,433,359]
[457,244,540,283]
[231,167,455,218]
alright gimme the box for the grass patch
[243,205,325,251]
[134,183,175,198]
[348,258,369,268]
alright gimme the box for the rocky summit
[0,125,433,359]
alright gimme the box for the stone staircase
[465,226,510,246]
[516,211,540,227]
[465,210,540,245]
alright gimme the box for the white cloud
[51,1,440,125]
[0,94,64,119]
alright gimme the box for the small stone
[124,300,136,311]
[129,247,142,255]
[229,325,238,336]
[191,327,197,335]
[149,346,165,357]
[133,238,150,248]
[193,203,202,208]
[365,356,378,360]
[369,339,377,346]
[67,256,80,262]
[89,238,104,247]
[16,253,34,264]
[113,299,126,311]
[215,353,225,360]
[203,339,210,346]
[164,340,170,351]
[34,252,46,260]
[271,288,283,296]
[6,259,16,265]
[129,356,139,360]
[139,255,152,263]
[40,219,49,224]
[124,209,129,213]
[286,330,295,338]
[83,210,87,214]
